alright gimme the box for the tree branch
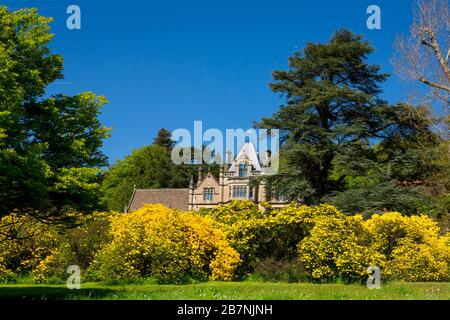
[421,30,450,82]
[418,76,450,93]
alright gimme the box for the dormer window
[239,163,248,177]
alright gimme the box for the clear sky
[4,0,418,164]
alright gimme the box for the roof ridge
[135,188,190,191]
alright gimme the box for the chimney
[263,150,271,167]
[225,150,233,166]
[197,166,204,186]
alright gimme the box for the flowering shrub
[298,211,450,282]
[0,213,62,282]
[205,201,345,276]
[31,248,64,283]
[0,211,114,283]
[30,211,114,283]
[364,213,441,257]
[298,215,384,282]
[364,213,450,281]
[63,212,114,269]
[1,204,448,284]
[87,204,240,283]
[206,200,265,225]
[0,256,14,283]
[266,204,344,259]
[387,241,449,281]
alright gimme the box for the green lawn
[0,281,448,300]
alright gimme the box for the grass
[0,281,448,300]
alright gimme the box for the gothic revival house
[126,141,287,212]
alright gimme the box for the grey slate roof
[126,188,189,212]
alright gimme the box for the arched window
[239,163,248,177]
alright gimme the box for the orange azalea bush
[87,204,240,283]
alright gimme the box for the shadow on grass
[0,286,116,300]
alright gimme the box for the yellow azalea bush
[364,213,450,281]
[30,212,115,283]
[204,201,345,276]
[387,241,449,281]
[62,211,115,270]
[87,204,240,283]
[364,213,442,255]
[31,248,64,283]
[205,200,266,225]
[0,211,114,283]
[0,256,15,283]
[0,212,62,282]
[298,215,385,282]
[445,233,450,246]
[202,201,269,276]
[267,203,345,258]
[298,211,450,282]
[1,203,448,284]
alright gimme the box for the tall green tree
[324,106,437,215]
[101,140,220,212]
[257,30,390,202]
[153,128,174,149]
[100,145,190,211]
[0,7,110,215]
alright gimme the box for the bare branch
[392,0,450,108]
[418,76,450,92]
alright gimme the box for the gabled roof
[197,171,220,188]
[229,142,262,172]
[126,188,189,212]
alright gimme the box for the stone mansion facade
[126,141,288,212]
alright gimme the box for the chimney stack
[263,150,271,167]
[225,150,233,166]
[197,166,204,186]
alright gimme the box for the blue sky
[4,0,417,163]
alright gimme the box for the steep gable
[229,142,262,172]
[196,172,220,190]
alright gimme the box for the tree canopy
[257,30,389,199]
[257,30,448,218]
[100,145,191,212]
[0,7,110,216]
[153,128,175,149]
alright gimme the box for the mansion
[126,141,288,212]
